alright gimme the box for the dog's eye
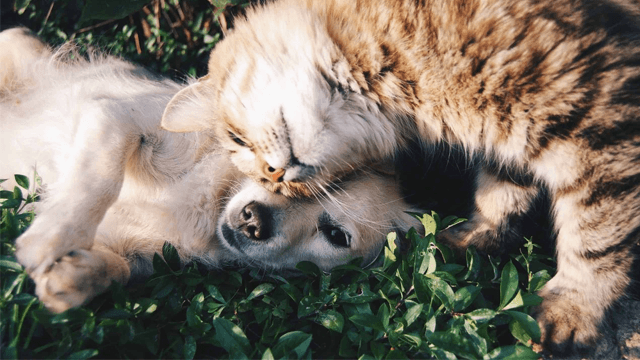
[322,226,351,248]
[228,131,248,147]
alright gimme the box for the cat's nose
[264,165,286,182]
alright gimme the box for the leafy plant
[1,172,556,359]
[6,0,250,77]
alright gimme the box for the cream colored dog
[0,28,422,313]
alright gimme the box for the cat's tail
[0,27,51,97]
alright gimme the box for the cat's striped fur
[161,0,640,354]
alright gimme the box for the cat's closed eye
[228,130,249,147]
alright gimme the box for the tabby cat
[160,0,640,354]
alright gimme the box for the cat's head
[161,2,398,197]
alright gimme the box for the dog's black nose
[238,202,271,240]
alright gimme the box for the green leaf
[483,345,540,360]
[0,256,23,272]
[414,214,437,236]
[339,333,357,358]
[349,314,386,332]
[187,293,205,327]
[465,309,497,325]
[261,348,275,360]
[296,261,322,277]
[162,242,181,271]
[206,285,226,303]
[462,246,482,281]
[68,349,99,359]
[272,331,312,359]
[441,215,466,230]
[247,283,275,301]
[438,263,465,275]
[414,243,433,275]
[370,341,387,359]
[297,296,321,318]
[316,310,344,333]
[79,0,151,24]
[453,286,481,312]
[508,316,532,344]
[529,270,551,292]
[502,290,542,310]
[13,0,31,14]
[100,309,132,320]
[426,330,481,359]
[385,348,409,359]
[403,302,423,327]
[14,174,29,190]
[433,239,455,264]
[426,276,455,312]
[384,232,398,268]
[378,303,391,329]
[463,319,489,355]
[152,253,172,275]
[339,286,379,304]
[150,277,175,298]
[499,261,519,310]
[50,308,93,324]
[521,293,543,307]
[413,274,432,304]
[183,335,196,360]
[502,290,525,310]
[1,198,21,209]
[212,318,250,357]
[504,310,541,343]
[425,312,437,333]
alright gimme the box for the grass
[1,173,557,359]
[1,1,558,358]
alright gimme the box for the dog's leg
[33,245,130,313]
[14,105,144,277]
[0,27,50,94]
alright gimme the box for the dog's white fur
[0,28,422,313]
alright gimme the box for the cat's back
[304,0,640,158]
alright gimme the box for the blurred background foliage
[1,0,252,78]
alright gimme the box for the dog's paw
[532,289,600,355]
[33,248,130,313]
[15,218,95,276]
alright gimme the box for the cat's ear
[161,78,215,133]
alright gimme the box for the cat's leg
[534,189,637,353]
[437,166,539,253]
[14,104,144,277]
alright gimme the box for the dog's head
[217,171,423,272]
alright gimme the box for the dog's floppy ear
[161,78,215,133]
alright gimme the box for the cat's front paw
[436,220,500,256]
[533,289,600,355]
[32,248,130,313]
